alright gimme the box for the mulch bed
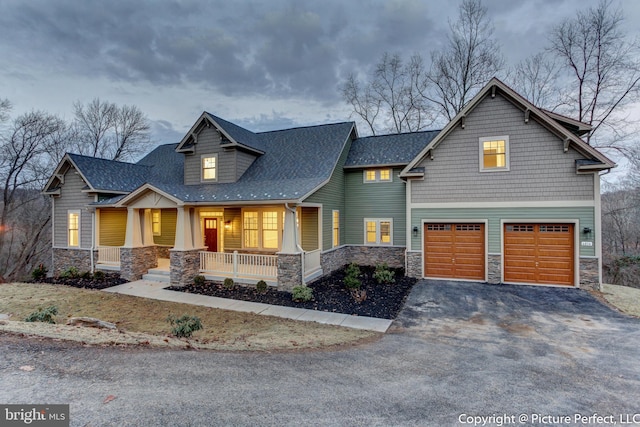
[38,273,127,290]
[167,266,417,319]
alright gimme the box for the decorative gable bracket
[563,138,570,153]
[524,108,530,124]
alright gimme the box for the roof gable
[401,77,616,177]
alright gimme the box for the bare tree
[0,111,66,281]
[548,0,640,153]
[508,52,562,109]
[73,99,151,161]
[0,98,10,123]
[427,0,504,121]
[342,53,434,135]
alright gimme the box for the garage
[424,223,485,280]
[503,223,574,286]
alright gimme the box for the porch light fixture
[582,227,592,234]
[412,226,419,237]
[224,220,232,231]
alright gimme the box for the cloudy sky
[1,0,639,152]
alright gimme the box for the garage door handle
[452,258,455,263]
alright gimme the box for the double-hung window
[364,218,392,245]
[243,210,281,250]
[152,210,161,236]
[68,210,80,247]
[479,136,509,171]
[201,154,218,181]
[332,210,340,247]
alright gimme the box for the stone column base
[170,249,201,287]
[277,253,303,292]
[579,258,600,291]
[405,251,422,279]
[121,246,157,282]
[487,254,501,284]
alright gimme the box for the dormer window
[364,168,392,183]
[202,154,218,181]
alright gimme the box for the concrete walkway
[103,280,392,333]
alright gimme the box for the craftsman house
[44,78,614,291]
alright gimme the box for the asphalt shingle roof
[67,154,152,193]
[345,130,440,168]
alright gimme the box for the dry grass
[601,283,640,318]
[0,283,378,351]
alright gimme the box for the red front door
[204,218,218,252]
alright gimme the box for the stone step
[146,268,170,276]
[142,273,171,283]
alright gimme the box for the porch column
[123,208,142,248]
[281,205,300,254]
[174,206,194,250]
[142,209,154,246]
[191,208,204,248]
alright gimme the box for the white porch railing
[200,251,278,280]
[97,246,121,265]
[304,249,321,276]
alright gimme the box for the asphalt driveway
[1,280,639,426]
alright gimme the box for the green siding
[304,138,352,250]
[154,208,176,246]
[223,208,242,250]
[300,207,319,251]
[410,207,595,256]
[99,208,127,246]
[344,168,406,245]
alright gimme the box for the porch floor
[103,280,392,332]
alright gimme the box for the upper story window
[364,168,392,183]
[479,136,509,172]
[68,210,80,247]
[201,154,218,181]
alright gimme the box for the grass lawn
[602,283,640,318]
[0,283,378,351]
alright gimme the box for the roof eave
[344,162,408,170]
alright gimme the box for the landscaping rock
[67,317,117,330]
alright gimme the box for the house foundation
[52,248,92,275]
[405,251,422,279]
[321,245,406,276]
[579,258,600,291]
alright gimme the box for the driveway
[1,280,639,426]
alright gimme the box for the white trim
[409,200,595,209]
[406,179,412,250]
[479,135,510,172]
[201,153,218,182]
[500,219,579,287]
[594,175,603,285]
[421,219,489,282]
[363,218,393,245]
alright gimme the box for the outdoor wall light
[582,227,592,234]
[224,221,232,231]
[412,226,419,237]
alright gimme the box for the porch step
[142,268,170,283]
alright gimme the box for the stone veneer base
[52,248,93,276]
[277,253,303,292]
[170,249,201,287]
[321,246,406,277]
[121,246,157,282]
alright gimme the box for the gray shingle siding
[411,93,594,203]
[184,127,245,185]
[53,167,94,248]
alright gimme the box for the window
[332,210,340,247]
[68,210,80,247]
[152,210,161,236]
[243,210,281,250]
[243,212,258,248]
[479,136,509,171]
[201,154,218,181]
[262,212,279,249]
[364,168,392,183]
[364,219,392,245]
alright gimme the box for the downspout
[285,203,305,286]
[90,206,95,273]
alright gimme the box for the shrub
[93,270,106,280]
[31,264,48,282]
[373,263,396,284]
[25,306,58,324]
[193,275,206,286]
[292,285,313,302]
[80,271,93,280]
[256,280,268,293]
[223,278,235,289]
[167,314,203,338]
[60,266,79,279]
[344,262,361,289]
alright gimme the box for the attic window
[201,154,218,181]
[479,136,509,172]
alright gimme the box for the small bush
[31,264,48,282]
[344,262,361,289]
[80,271,93,280]
[193,275,206,286]
[167,314,203,338]
[93,270,106,281]
[292,285,313,302]
[223,278,235,289]
[25,306,58,324]
[256,280,268,293]
[60,266,79,279]
[373,263,396,284]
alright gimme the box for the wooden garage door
[504,224,574,286]
[424,223,485,280]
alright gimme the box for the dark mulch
[37,273,127,290]
[167,266,417,319]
